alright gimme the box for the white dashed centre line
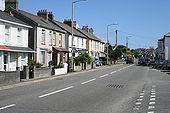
[39,86,74,98]
[100,74,109,78]
[148,111,154,113]
[150,95,156,98]
[81,78,96,85]
[0,104,16,110]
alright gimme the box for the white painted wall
[165,37,170,60]
[68,35,87,57]
[0,20,29,71]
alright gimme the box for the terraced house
[5,7,68,66]
[0,10,33,71]
[77,26,105,59]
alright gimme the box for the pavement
[0,63,170,113]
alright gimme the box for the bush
[28,60,43,68]
[48,60,57,67]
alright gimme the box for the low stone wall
[34,67,52,79]
[74,63,82,72]
[54,63,68,76]
[0,68,20,85]
[86,63,92,70]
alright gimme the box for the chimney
[48,12,54,20]
[89,28,94,34]
[5,0,19,9]
[37,9,48,20]
[82,26,89,32]
[64,19,78,28]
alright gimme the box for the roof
[0,45,34,53]
[77,28,105,43]
[164,32,170,37]
[53,47,69,52]
[51,20,86,38]
[0,10,29,26]
[5,8,65,33]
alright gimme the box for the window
[5,25,10,42]
[59,34,62,47]
[49,31,52,45]
[41,29,45,44]
[0,52,2,70]
[17,28,22,43]
[40,51,45,64]
[53,32,57,46]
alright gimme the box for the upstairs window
[41,29,45,44]
[49,31,52,45]
[59,34,62,47]
[53,32,57,46]
[5,25,10,42]
[17,28,22,43]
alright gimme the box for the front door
[4,52,8,71]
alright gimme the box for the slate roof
[5,8,65,33]
[164,32,170,37]
[51,20,86,38]
[77,28,105,43]
[0,10,28,26]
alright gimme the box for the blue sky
[18,0,170,49]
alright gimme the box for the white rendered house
[0,10,33,71]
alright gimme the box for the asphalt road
[0,64,170,113]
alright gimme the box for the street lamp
[126,36,131,54]
[71,0,87,72]
[106,23,118,65]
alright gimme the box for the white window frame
[5,25,11,43]
[59,34,62,47]
[41,29,46,44]
[49,31,53,45]
[40,51,45,64]
[53,32,57,46]
[17,28,22,44]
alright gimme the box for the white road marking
[140,93,145,95]
[151,90,156,93]
[151,93,156,95]
[148,111,154,113]
[81,78,96,85]
[140,95,144,98]
[137,98,143,101]
[152,85,156,88]
[39,86,74,98]
[0,104,16,110]
[148,106,155,109]
[150,98,156,101]
[136,102,141,105]
[110,71,117,74]
[141,90,145,93]
[149,102,156,105]
[150,95,156,98]
[100,74,109,78]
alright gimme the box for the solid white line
[100,74,109,78]
[39,86,74,98]
[81,78,96,85]
[0,104,16,110]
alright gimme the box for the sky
[12,0,170,49]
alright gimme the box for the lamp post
[106,23,118,65]
[71,0,87,72]
[126,36,131,54]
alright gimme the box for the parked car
[138,57,145,65]
[162,60,170,70]
[125,57,134,64]
[95,58,102,66]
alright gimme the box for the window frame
[4,25,11,43]
[41,29,46,45]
